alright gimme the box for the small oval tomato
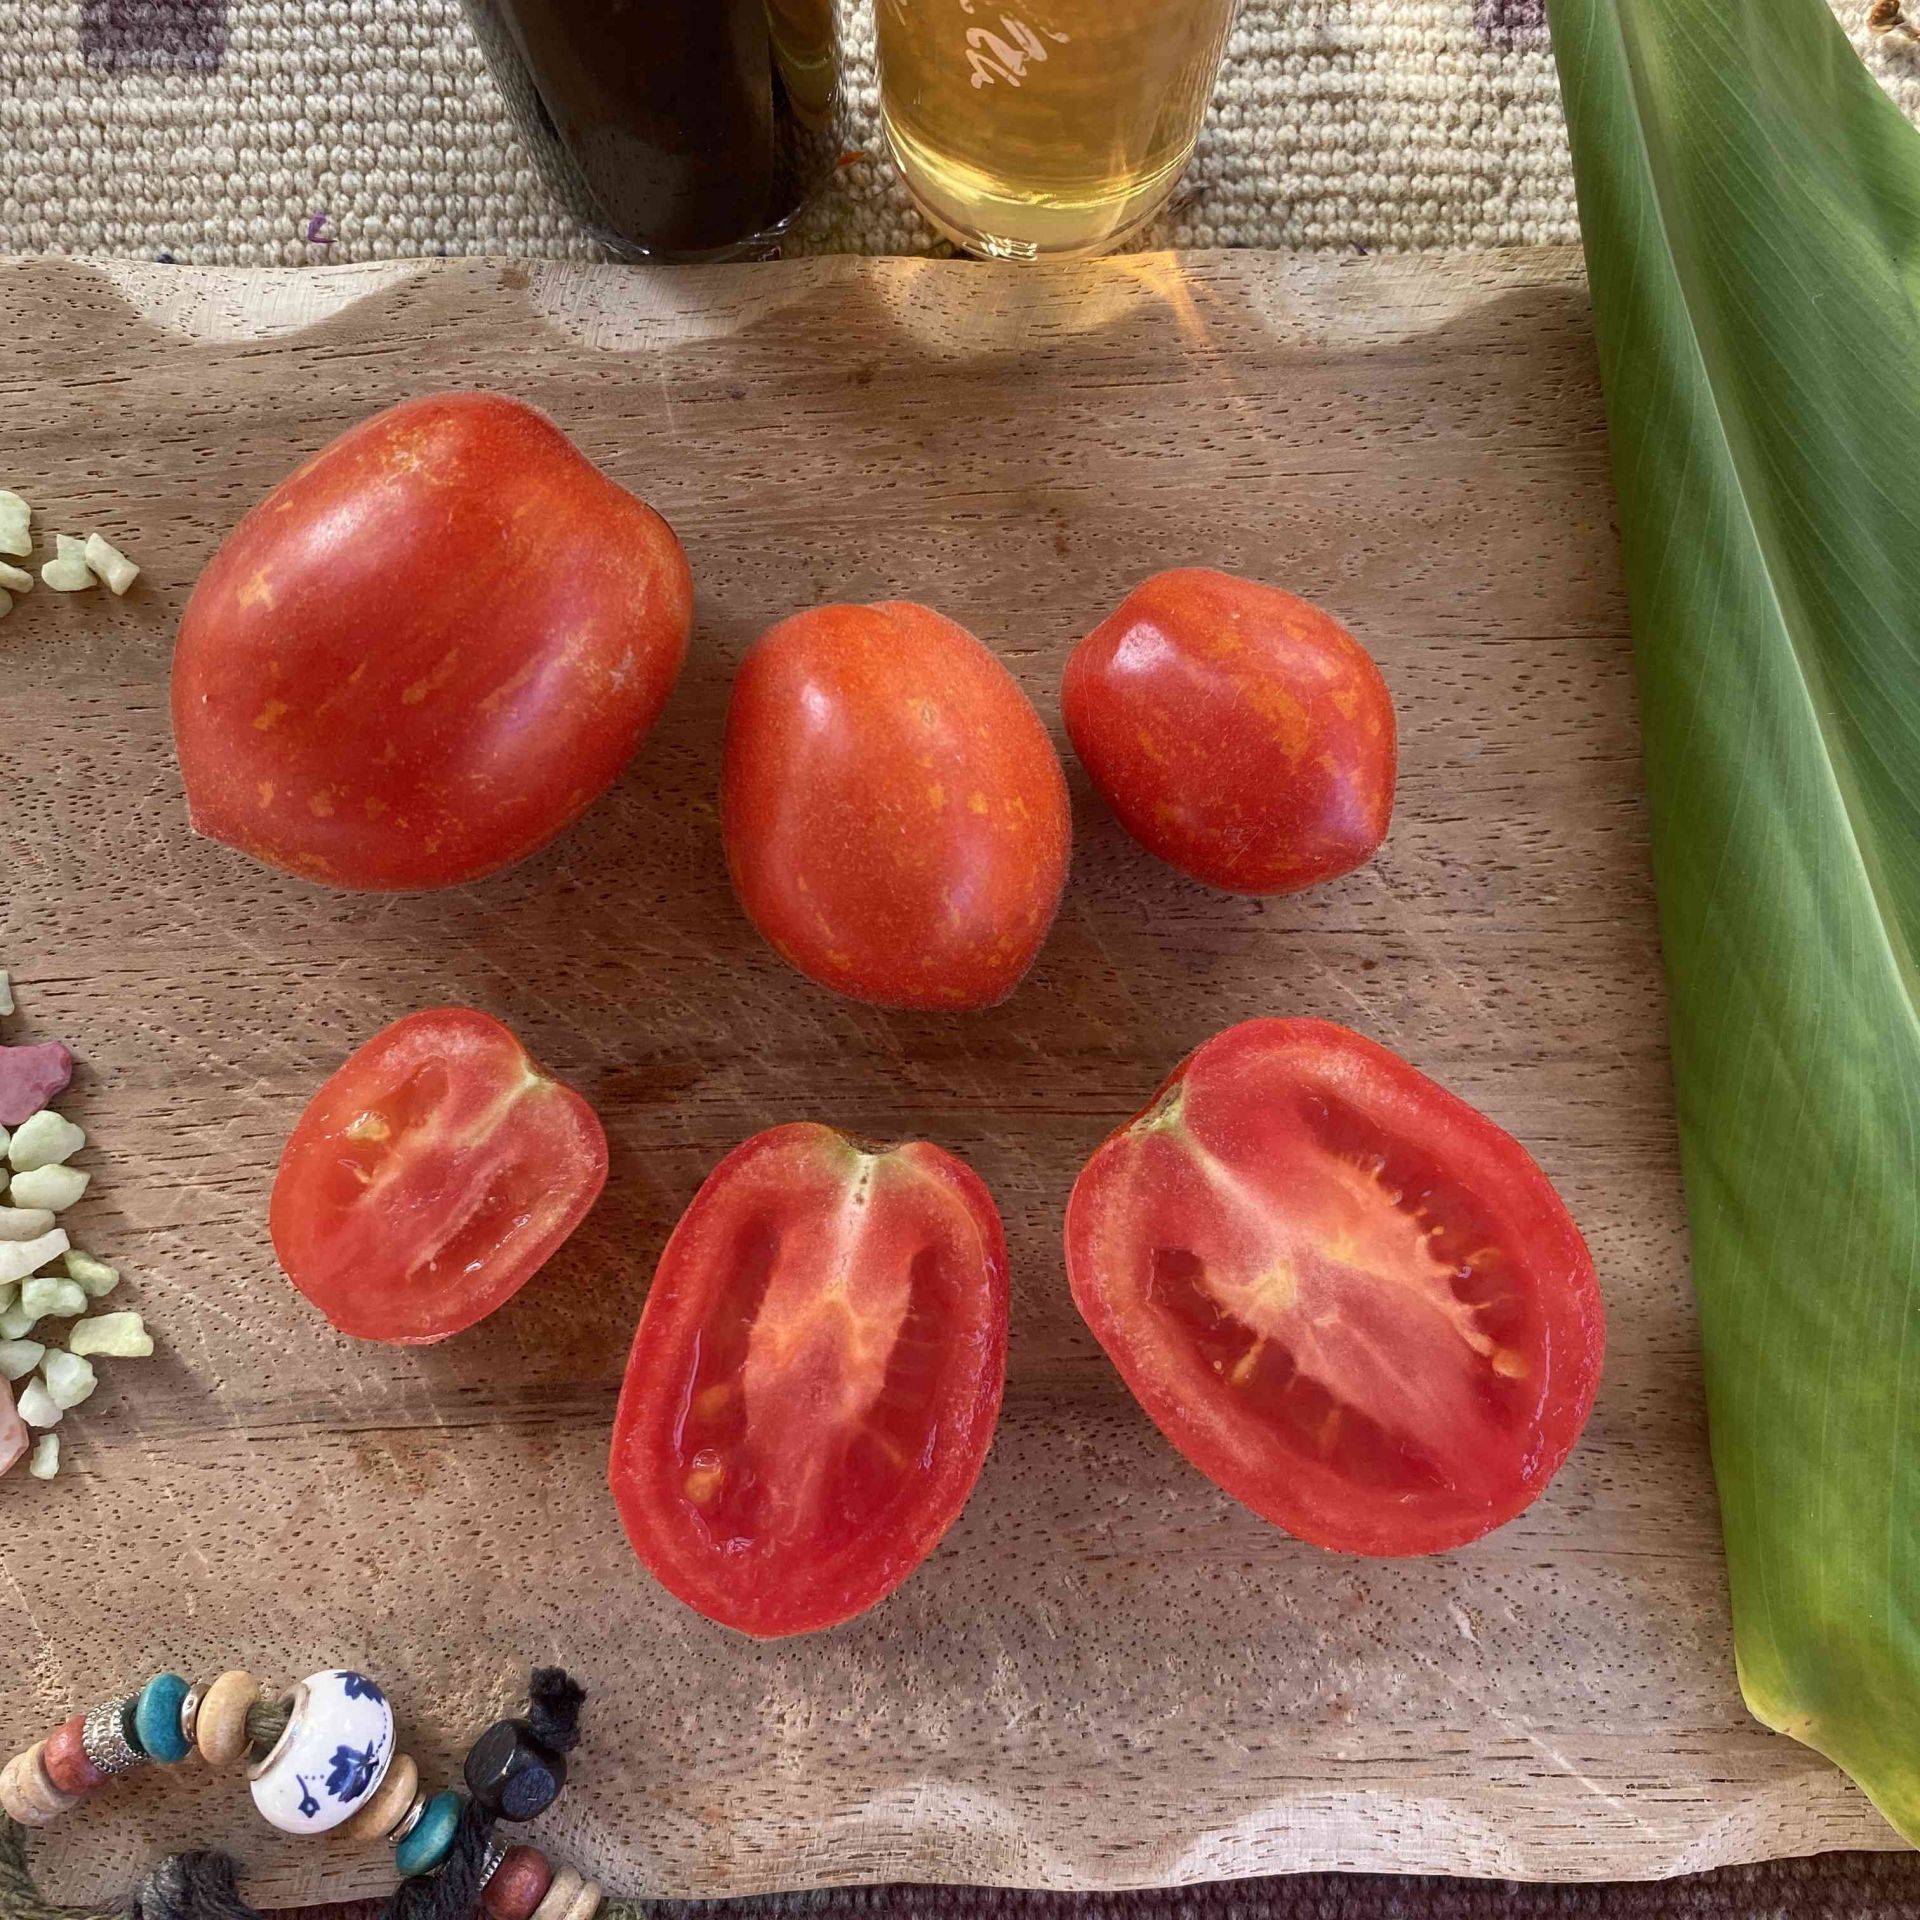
[271,1008,607,1343]
[1062,569,1395,895]
[1066,1019,1603,1556]
[609,1122,1007,1636]
[722,601,1071,1009]
[173,392,694,891]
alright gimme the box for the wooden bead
[482,1845,553,1920]
[42,1715,108,1796]
[0,1745,79,1825]
[339,1750,419,1843]
[194,1670,262,1767]
[562,1879,602,1920]
[529,1865,585,1920]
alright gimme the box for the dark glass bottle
[465,0,834,260]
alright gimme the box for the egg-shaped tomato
[1062,569,1395,895]
[609,1122,1007,1636]
[172,392,693,891]
[721,601,1071,1010]
[271,1008,607,1343]
[1067,1019,1603,1556]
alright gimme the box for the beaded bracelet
[0,1667,597,1920]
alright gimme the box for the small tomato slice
[1066,1019,1603,1556]
[609,1122,1008,1636]
[271,1008,608,1343]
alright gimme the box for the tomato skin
[1066,1019,1603,1557]
[1062,569,1395,895]
[172,392,694,891]
[271,1008,608,1344]
[609,1122,1008,1636]
[721,601,1071,1010]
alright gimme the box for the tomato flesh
[1066,1019,1603,1555]
[271,1008,608,1343]
[610,1122,1008,1635]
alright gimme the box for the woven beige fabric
[0,1,1915,264]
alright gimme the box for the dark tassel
[130,1853,266,1920]
[376,1796,493,1920]
[0,1815,118,1920]
[524,1671,585,1756]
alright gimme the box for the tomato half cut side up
[1066,1019,1604,1556]
[271,1008,608,1344]
[609,1123,1009,1636]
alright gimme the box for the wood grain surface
[0,250,1894,1902]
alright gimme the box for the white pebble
[0,561,29,594]
[8,1165,88,1211]
[40,1349,95,1410]
[0,1339,43,1381]
[0,588,12,620]
[0,1207,54,1242]
[0,1298,32,1340]
[0,1228,70,1288]
[41,535,95,592]
[18,1273,84,1322]
[0,492,28,559]
[0,970,11,1014]
[69,1312,150,1359]
[7,1110,85,1173]
[16,1378,59,1428]
[84,534,139,596]
[64,1250,118,1298]
[27,1431,57,1479]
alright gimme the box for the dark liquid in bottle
[469,0,821,259]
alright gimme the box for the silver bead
[477,1839,507,1890]
[80,1699,145,1777]
[389,1786,429,1845]
[178,1682,208,1749]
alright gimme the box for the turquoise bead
[395,1789,464,1877]
[133,1672,193,1763]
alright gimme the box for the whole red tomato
[1062,569,1395,895]
[172,392,693,890]
[610,1121,1008,1635]
[722,601,1071,1009]
[271,1008,607,1343]
[1067,1019,1604,1556]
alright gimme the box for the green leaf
[1550,0,1920,1841]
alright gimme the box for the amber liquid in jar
[876,0,1236,258]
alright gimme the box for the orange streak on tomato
[1063,569,1395,896]
[722,601,1071,1009]
[172,392,693,891]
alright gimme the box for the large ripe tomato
[721,601,1071,1009]
[1062,569,1395,895]
[172,392,693,891]
[1066,1019,1603,1556]
[609,1122,1007,1635]
[271,1008,607,1343]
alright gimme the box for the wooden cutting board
[0,250,1894,1904]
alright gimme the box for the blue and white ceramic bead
[249,1670,395,1836]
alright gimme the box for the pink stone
[0,1043,73,1126]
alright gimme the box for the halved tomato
[271,1008,608,1343]
[609,1122,1007,1636]
[1066,1019,1603,1556]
